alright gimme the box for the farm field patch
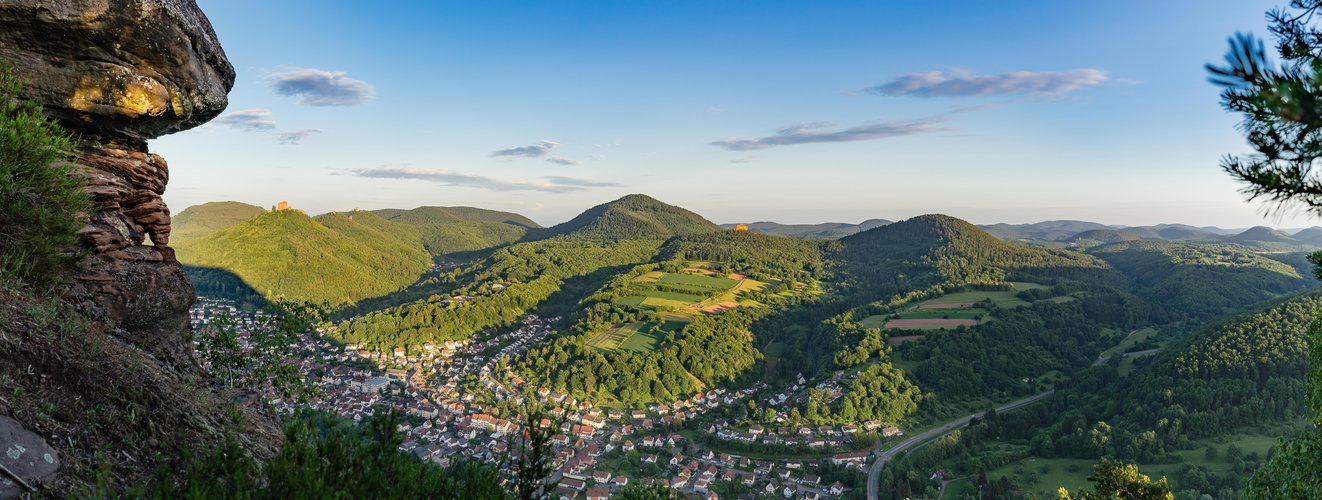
[636,289,706,303]
[919,302,976,309]
[587,322,646,351]
[660,273,740,289]
[858,315,889,329]
[884,318,979,328]
[893,311,983,320]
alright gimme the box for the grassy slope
[0,286,282,496]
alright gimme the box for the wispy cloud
[491,140,558,158]
[545,156,581,166]
[214,109,276,132]
[542,176,621,188]
[709,117,950,151]
[352,166,611,193]
[863,69,1112,98]
[490,140,582,165]
[277,128,324,145]
[265,67,376,106]
[588,154,607,161]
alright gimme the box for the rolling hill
[1226,225,1298,244]
[1063,229,1143,244]
[837,214,1116,288]
[1289,226,1322,245]
[978,220,1118,240]
[370,206,541,256]
[718,219,892,239]
[1084,240,1314,321]
[176,209,432,305]
[170,201,266,243]
[534,194,722,240]
[371,206,540,228]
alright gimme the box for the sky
[155,0,1308,229]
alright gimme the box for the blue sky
[156,0,1302,228]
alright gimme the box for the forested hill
[171,201,266,243]
[530,194,722,241]
[1084,241,1314,322]
[371,206,541,228]
[369,206,538,256]
[1019,290,1318,465]
[833,214,1116,288]
[176,209,432,305]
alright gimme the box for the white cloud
[864,69,1112,98]
[214,109,276,132]
[490,140,581,165]
[709,117,950,151]
[277,128,324,145]
[265,67,376,106]
[352,166,615,193]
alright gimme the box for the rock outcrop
[0,0,234,368]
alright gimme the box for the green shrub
[0,61,91,288]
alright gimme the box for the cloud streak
[709,117,950,151]
[265,67,376,106]
[352,166,614,193]
[542,176,621,188]
[864,69,1111,98]
[490,140,581,165]
[277,128,324,144]
[214,109,276,132]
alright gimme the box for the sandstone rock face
[0,0,235,147]
[0,0,232,369]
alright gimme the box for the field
[919,302,976,309]
[697,301,742,314]
[636,289,706,303]
[659,273,740,289]
[884,318,978,328]
[587,321,682,353]
[892,311,983,320]
[587,322,648,351]
[633,282,712,294]
[1098,327,1159,359]
[859,315,889,329]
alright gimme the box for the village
[189,297,899,500]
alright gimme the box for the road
[866,390,1055,500]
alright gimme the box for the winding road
[866,390,1055,500]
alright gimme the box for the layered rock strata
[0,0,235,368]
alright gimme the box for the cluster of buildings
[189,297,886,499]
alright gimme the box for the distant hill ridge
[718,219,891,239]
[372,206,541,228]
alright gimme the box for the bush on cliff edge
[0,60,91,288]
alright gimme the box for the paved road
[866,390,1054,500]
